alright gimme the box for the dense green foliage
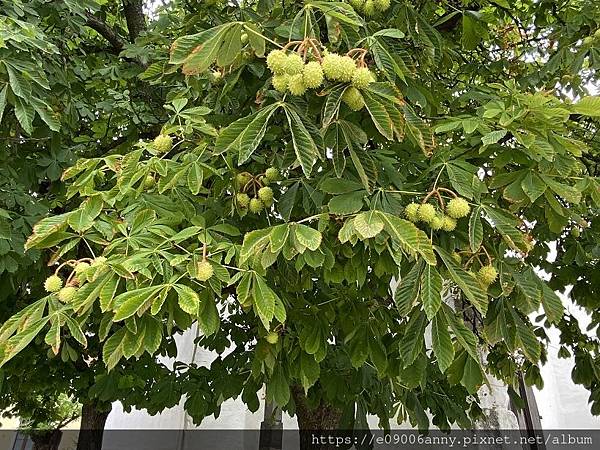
[1,0,600,434]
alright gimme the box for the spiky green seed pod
[404,202,420,222]
[374,0,391,11]
[90,257,107,270]
[302,61,324,88]
[284,53,304,75]
[236,192,250,208]
[153,134,173,154]
[352,67,375,89]
[341,87,365,111]
[265,167,280,182]
[272,74,290,93]
[446,197,471,219]
[258,186,274,206]
[571,227,581,237]
[266,49,288,74]
[44,275,63,293]
[241,32,248,44]
[249,198,264,214]
[363,0,376,16]
[143,175,155,189]
[266,331,279,344]
[338,56,357,82]
[196,260,214,282]
[321,53,342,80]
[74,262,90,274]
[417,204,436,223]
[478,265,498,286]
[236,172,252,189]
[441,215,457,231]
[58,286,77,303]
[287,74,307,96]
[430,215,444,230]
[349,0,365,10]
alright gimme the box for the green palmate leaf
[481,206,528,252]
[431,313,454,373]
[339,120,375,192]
[378,212,436,265]
[572,96,600,116]
[214,104,279,157]
[216,24,242,67]
[113,286,165,322]
[402,104,435,156]
[0,85,8,124]
[174,284,200,315]
[436,247,488,315]
[300,352,320,392]
[324,122,347,177]
[468,207,483,252]
[0,298,47,342]
[269,366,290,407]
[67,196,103,232]
[0,317,50,367]
[294,224,322,251]
[25,213,73,250]
[511,310,541,362]
[253,275,277,329]
[198,291,220,335]
[484,298,512,345]
[353,211,384,239]
[309,1,363,27]
[240,227,272,264]
[521,172,546,203]
[399,310,427,367]
[421,265,443,320]
[187,162,204,195]
[322,85,347,127]
[540,282,564,324]
[143,318,162,355]
[329,191,364,215]
[65,317,87,348]
[170,23,236,74]
[461,356,484,394]
[244,23,265,56]
[14,97,34,134]
[284,106,318,177]
[363,92,394,140]
[369,39,406,82]
[102,327,127,371]
[442,304,480,363]
[368,336,388,376]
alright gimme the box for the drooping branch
[84,11,125,53]
[122,0,147,42]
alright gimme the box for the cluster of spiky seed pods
[266,39,375,111]
[44,257,108,301]
[404,189,498,287]
[235,167,280,215]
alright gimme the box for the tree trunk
[76,402,111,450]
[122,0,146,42]
[291,386,343,450]
[30,429,62,450]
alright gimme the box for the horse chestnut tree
[1,1,600,447]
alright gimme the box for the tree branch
[122,0,147,42]
[84,12,125,53]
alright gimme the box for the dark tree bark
[292,386,343,450]
[84,12,125,52]
[76,402,111,450]
[30,429,63,450]
[122,0,147,42]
